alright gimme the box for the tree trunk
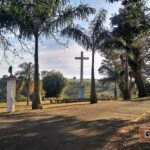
[132,69,147,97]
[124,54,130,100]
[114,78,117,100]
[32,33,42,109]
[26,79,30,105]
[118,81,125,98]
[118,77,130,100]
[128,59,147,98]
[27,94,29,105]
[90,50,97,104]
[27,83,29,105]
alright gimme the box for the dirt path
[0,101,150,150]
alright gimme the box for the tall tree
[62,9,108,103]
[99,50,131,100]
[16,62,34,105]
[9,0,95,109]
[109,0,150,97]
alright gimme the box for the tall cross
[75,51,89,99]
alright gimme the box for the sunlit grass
[131,96,150,101]
[0,96,150,114]
[0,100,89,113]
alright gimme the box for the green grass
[131,96,150,101]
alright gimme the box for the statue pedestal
[7,76,16,112]
[79,86,84,99]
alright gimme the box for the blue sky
[0,0,121,79]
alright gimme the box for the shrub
[16,95,27,102]
[42,71,67,98]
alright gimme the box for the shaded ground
[0,100,150,150]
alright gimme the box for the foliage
[106,0,150,98]
[15,62,34,105]
[61,79,113,99]
[99,49,137,99]
[0,2,13,49]
[62,79,90,99]
[99,50,123,98]
[16,94,27,102]
[0,2,32,60]
[29,80,46,99]
[0,77,7,100]
[42,71,67,98]
[6,0,95,109]
[16,62,34,79]
[106,0,143,5]
[61,9,109,51]
[63,79,80,98]
[145,82,150,96]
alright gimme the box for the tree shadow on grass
[0,114,129,150]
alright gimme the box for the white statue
[7,66,16,112]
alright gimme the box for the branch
[9,29,33,54]
[51,32,69,48]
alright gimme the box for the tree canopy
[107,0,143,5]
[2,0,95,109]
[105,0,150,98]
[42,70,67,98]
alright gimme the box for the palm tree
[10,1,95,109]
[61,9,108,103]
[16,62,34,105]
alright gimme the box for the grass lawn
[0,100,150,150]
